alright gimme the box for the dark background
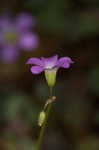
[0,0,99,150]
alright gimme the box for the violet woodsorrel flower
[0,13,39,63]
[26,55,74,87]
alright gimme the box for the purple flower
[26,55,74,74]
[0,13,39,63]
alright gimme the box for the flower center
[46,66,53,69]
[4,30,18,44]
[45,62,55,69]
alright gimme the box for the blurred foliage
[26,0,68,35]
[25,0,99,40]
[2,134,36,150]
[89,67,99,96]
[76,136,99,150]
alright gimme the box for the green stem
[37,87,53,150]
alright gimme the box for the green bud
[45,69,57,87]
[38,111,46,127]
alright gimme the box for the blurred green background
[0,0,99,150]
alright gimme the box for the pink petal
[1,46,19,63]
[19,33,39,51]
[26,57,43,66]
[41,55,58,69]
[58,57,74,68]
[16,13,36,31]
[30,66,44,74]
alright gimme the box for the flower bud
[38,111,46,127]
[45,69,57,87]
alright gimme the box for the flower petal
[58,57,74,68]
[0,15,12,30]
[19,33,39,51]
[26,57,43,66]
[1,45,19,63]
[16,13,36,31]
[41,55,58,69]
[30,66,44,74]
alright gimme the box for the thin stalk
[37,87,53,150]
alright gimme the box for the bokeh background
[0,0,99,150]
